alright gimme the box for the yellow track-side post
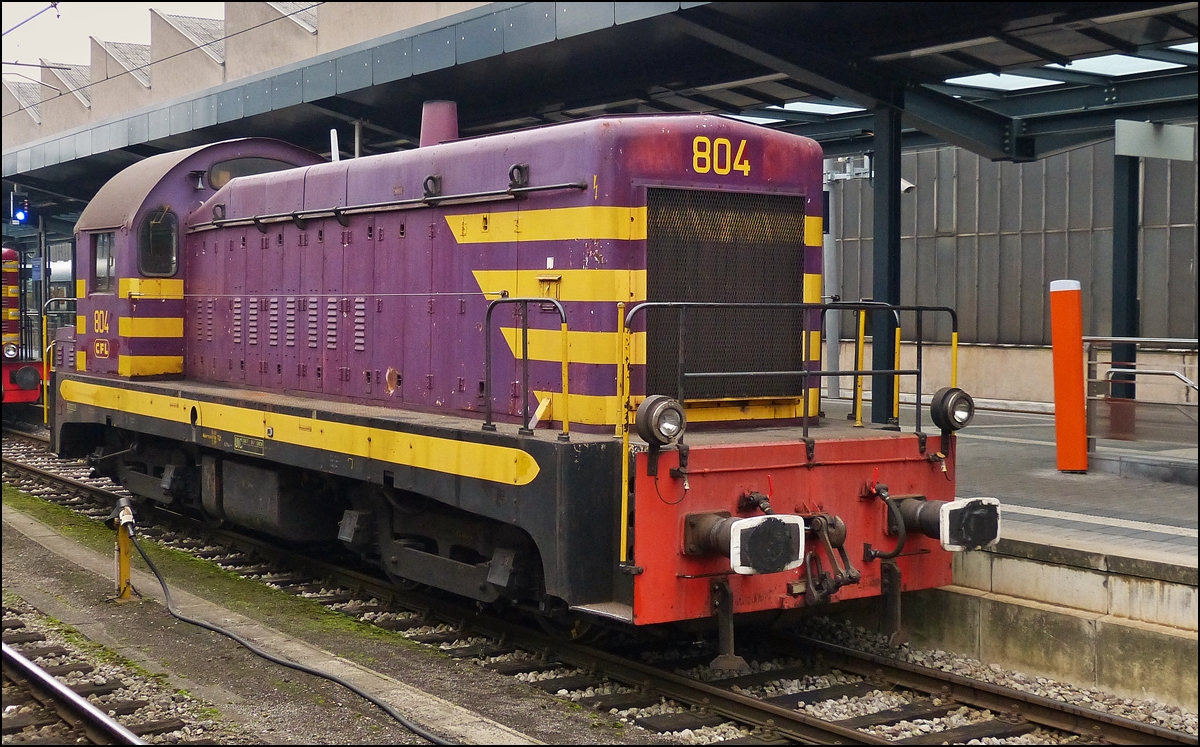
[109,500,137,601]
[892,325,902,422]
[559,320,570,440]
[854,310,866,427]
[115,526,134,600]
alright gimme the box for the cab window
[208,157,295,190]
[92,232,115,293]
[138,207,177,276]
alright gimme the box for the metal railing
[41,298,76,424]
[617,301,959,441]
[482,296,570,441]
[1084,336,1198,449]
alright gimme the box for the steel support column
[1111,155,1139,401]
[871,107,902,424]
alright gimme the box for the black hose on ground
[125,526,454,745]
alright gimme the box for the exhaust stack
[419,101,459,147]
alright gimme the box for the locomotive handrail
[40,297,76,424]
[619,301,960,442]
[189,181,588,233]
[483,296,570,441]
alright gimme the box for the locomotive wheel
[383,566,426,592]
[535,612,606,645]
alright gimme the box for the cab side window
[138,207,177,276]
[93,232,115,293]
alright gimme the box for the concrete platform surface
[822,400,1197,572]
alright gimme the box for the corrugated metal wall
[832,130,1198,345]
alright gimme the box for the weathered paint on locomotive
[184,115,825,428]
[71,139,322,379]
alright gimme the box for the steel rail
[778,634,1197,746]
[3,643,145,745]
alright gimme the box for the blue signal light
[14,209,26,222]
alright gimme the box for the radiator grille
[645,188,808,400]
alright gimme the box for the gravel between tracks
[3,592,257,745]
[797,616,1199,736]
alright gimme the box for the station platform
[821,398,1197,570]
[953,407,1196,569]
[820,398,1197,711]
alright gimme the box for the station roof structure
[3,1,1197,237]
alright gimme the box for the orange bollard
[1049,280,1087,473]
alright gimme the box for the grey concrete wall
[224,2,318,83]
[37,68,89,135]
[2,87,41,151]
[88,39,153,122]
[5,3,506,147]
[829,341,1197,406]
[149,11,225,104]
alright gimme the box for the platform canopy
[3,1,1197,230]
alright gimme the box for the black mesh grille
[645,189,809,400]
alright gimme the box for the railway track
[2,638,143,745]
[5,429,1196,746]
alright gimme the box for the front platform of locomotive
[578,116,1002,645]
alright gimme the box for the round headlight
[636,395,687,446]
[2,342,17,359]
[930,387,975,432]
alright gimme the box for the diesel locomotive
[50,102,1000,662]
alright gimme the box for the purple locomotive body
[183,114,823,427]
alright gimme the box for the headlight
[2,342,17,359]
[635,395,686,446]
[930,387,974,431]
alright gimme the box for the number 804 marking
[692,136,751,176]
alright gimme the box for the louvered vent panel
[232,298,242,345]
[326,298,338,349]
[353,298,366,352]
[307,297,318,348]
[194,299,204,341]
[206,299,214,342]
[646,188,807,400]
[248,297,259,346]
[285,297,296,347]
[269,297,279,347]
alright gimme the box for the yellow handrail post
[854,310,866,427]
[42,340,56,425]
[892,325,902,423]
[559,320,570,440]
[42,311,48,423]
[951,330,959,388]
[616,302,631,563]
